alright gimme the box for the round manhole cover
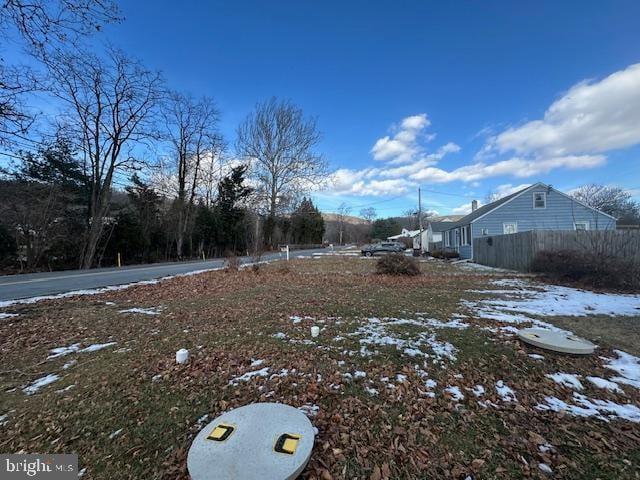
[187,403,315,480]
[517,328,595,355]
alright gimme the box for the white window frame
[481,228,489,236]
[533,191,546,209]
[503,222,518,234]
[461,225,471,245]
[574,221,589,231]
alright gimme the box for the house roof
[428,221,455,232]
[441,181,617,232]
[388,229,420,240]
[442,183,540,230]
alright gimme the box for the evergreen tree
[216,165,253,253]
[371,218,403,241]
[125,174,164,260]
[291,197,324,244]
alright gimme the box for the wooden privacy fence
[473,230,640,272]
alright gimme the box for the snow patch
[229,367,270,385]
[62,360,77,370]
[472,385,485,397]
[298,404,320,417]
[48,344,81,359]
[536,392,640,422]
[586,376,623,394]
[495,380,517,402]
[546,373,584,390]
[80,342,117,353]
[445,385,464,401]
[24,374,60,395]
[603,350,640,389]
[538,463,552,474]
[350,317,458,362]
[364,386,379,396]
[476,280,640,318]
[119,307,161,315]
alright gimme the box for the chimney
[471,200,478,212]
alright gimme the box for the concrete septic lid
[517,328,595,355]
[187,403,315,480]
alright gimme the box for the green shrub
[376,253,420,276]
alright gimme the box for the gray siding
[458,244,472,258]
[472,187,615,241]
[442,186,615,259]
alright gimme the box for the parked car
[361,242,406,256]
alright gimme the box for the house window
[533,192,546,209]
[503,222,518,234]
[574,221,589,231]
[481,228,489,236]
[461,225,471,245]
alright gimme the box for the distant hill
[429,215,465,223]
[321,213,369,225]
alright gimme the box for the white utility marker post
[188,403,315,480]
[280,245,290,261]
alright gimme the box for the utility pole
[418,187,423,256]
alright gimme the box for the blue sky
[23,1,640,216]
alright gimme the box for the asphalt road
[0,248,328,302]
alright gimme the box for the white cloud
[485,63,640,158]
[371,113,437,164]
[408,154,605,183]
[490,183,532,200]
[401,114,430,130]
[325,63,640,202]
[328,167,416,196]
[452,201,482,215]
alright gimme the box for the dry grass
[0,257,638,479]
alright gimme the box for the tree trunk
[81,218,103,269]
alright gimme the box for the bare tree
[235,97,328,244]
[336,203,351,245]
[484,190,501,204]
[0,0,121,144]
[571,184,640,223]
[1,0,121,49]
[162,92,220,258]
[198,141,227,207]
[0,64,37,144]
[47,48,163,268]
[359,207,377,223]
